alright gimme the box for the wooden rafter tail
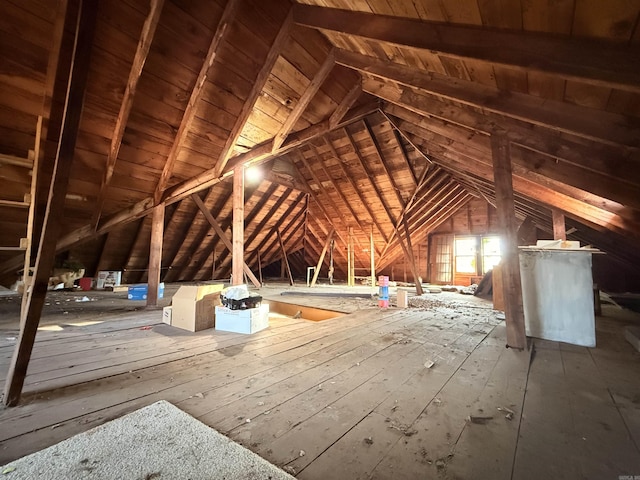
[154,0,241,203]
[94,0,165,228]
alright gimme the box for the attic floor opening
[0,285,638,478]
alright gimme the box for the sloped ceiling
[0,0,639,285]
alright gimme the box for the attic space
[1,0,640,478]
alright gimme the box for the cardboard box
[96,271,122,289]
[171,284,224,332]
[215,304,269,334]
[127,282,164,300]
[162,306,172,325]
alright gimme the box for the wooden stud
[273,49,335,151]
[147,204,164,307]
[370,225,375,293]
[3,0,97,407]
[399,219,424,295]
[231,167,244,285]
[552,209,566,241]
[490,131,527,350]
[257,249,263,286]
[295,4,640,93]
[94,0,165,226]
[190,193,261,288]
[310,228,335,287]
[278,230,294,286]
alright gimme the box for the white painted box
[214,304,269,334]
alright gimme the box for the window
[482,236,501,274]
[455,237,477,274]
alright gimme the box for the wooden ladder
[0,116,42,306]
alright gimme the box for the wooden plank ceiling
[0,0,639,284]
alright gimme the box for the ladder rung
[0,199,30,208]
[0,246,27,251]
[0,153,32,168]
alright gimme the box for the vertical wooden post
[347,229,352,286]
[370,225,375,293]
[398,219,424,295]
[278,230,294,285]
[147,204,164,307]
[310,228,335,287]
[552,209,566,241]
[232,167,244,286]
[212,249,216,280]
[348,227,354,286]
[3,0,97,406]
[490,131,527,350]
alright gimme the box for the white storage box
[162,306,172,325]
[215,304,269,334]
[96,271,122,289]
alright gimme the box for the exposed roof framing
[2,0,640,289]
[293,4,640,93]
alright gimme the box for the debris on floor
[466,415,494,424]
[497,406,515,420]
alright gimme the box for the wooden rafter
[307,143,369,238]
[244,191,306,267]
[258,197,309,270]
[393,114,640,234]
[377,87,640,191]
[338,49,640,147]
[399,124,639,238]
[386,105,640,215]
[329,79,362,129]
[272,49,335,151]
[154,0,241,201]
[343,127,397,228]
[213,9,293,177]
[3,0,97,406]
[322,134,389,243]
[293,4,640,93]
[94,0,165,226]
[310,228,335,287]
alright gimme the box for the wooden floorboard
[1,296,639,479]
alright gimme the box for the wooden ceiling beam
[0,103,379,278]
[94,0,165,227]
[273,49,335,152]
[154,0,240,202]
[294,4,640,93]
[329,79,362,130]
[337,49,640,148]
[212,9,293,177]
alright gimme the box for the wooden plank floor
[1,296,639,479]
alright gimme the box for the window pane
[482,236,501,256]
[456,256,476,273]
[455,237,476,256]
[483,255,501,274]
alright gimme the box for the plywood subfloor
[1,294,639,479]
